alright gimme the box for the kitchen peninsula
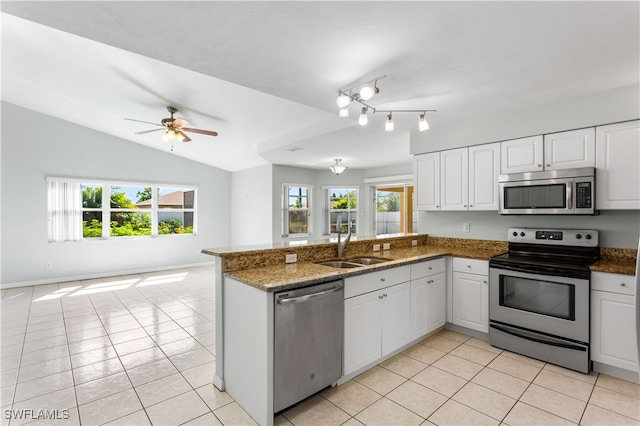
[202,234,507,425]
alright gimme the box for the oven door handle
[490,324,586,352]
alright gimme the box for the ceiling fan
[125,106,218,146]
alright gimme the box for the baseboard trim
[1,261,215,289]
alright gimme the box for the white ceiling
[2,2,638,172]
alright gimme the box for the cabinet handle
[470,205,473,207]
[436,205,439,208]
[379,295,384,300]
[383,293,388,298]
[537,164,542,167]
[380,278,386,282]
[483,280,488,284]
[428,266,432,270]
[428,280,434,284]
[463,204,467,207]
[546,164,551,167]
[467,265,471,269]
[620,282,627,287]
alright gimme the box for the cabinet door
[469,143,500,211]
[543,128,595,170]
[381,282,411,356]
[440,148,469,210]
[501,136,544,174]
[344,291,382,375]
[410,277,429,340]
[452,272,489,333]
[596,120,640,210]
[591,291,638,372]
[427,272,446,332]
[414,153,440,210]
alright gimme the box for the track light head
[418,113,429,132]
[385,114,394,132]
[336,93,351,108]
[358,107,368,126]
[338,107,349,118]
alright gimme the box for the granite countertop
[591,246,637,276]
[226,244,506,292]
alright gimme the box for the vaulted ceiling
[2,2,638,172]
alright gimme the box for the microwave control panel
[575,181,593,209]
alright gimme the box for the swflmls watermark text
[4,409,70,420]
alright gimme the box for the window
[326,187,358,235]
[375,185,415,234]
[282,185,312,237]
[49,178,197,241]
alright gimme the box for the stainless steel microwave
[499,167,595,215]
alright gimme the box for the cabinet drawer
[345,265,410,299]
[592,272,635,296]
[452,257,489,275]
[411,257,446,280]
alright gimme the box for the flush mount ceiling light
[330,158,348,175]
[336,75,436,132]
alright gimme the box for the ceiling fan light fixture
[358,107,368,126]
[330,158,348,175]
[385,113,394,132]
[418,113,429,132]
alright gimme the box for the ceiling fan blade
[177,131,191,142]
[135,128,165,135]
[172,118,188,128]
[182,127,218,137]
[125,118,163,127]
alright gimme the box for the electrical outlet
[463,222,470,233]
[383,242,391,250]
[373,244,381,252]
[46,262,53,269]
[285,253,297,263]
[412,240,418,247]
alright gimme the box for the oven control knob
[520,232,525,237]
[512,231,518,237]
[576,234,582,239]
[585,234,592,240]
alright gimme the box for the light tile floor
[1,266,639,425]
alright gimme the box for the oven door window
[499,275,575,320]
[504,184,566,209]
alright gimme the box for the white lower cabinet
[451,258,489,333]
[411,258,446,340]
[591,272,638,373]
[344,279,410,376]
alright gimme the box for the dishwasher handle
[277,286,342,305]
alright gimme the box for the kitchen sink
[315,260,364,269]
[347,257,391,265]
[315,257,391,269]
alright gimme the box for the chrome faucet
[336,215,352,258]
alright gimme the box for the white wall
[231,164,272,246]
[1,102,231,286]
[411,83,640,248]
[411,83,640,155]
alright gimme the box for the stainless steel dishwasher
[274,280,344,412]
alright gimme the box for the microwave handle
[566,182,572,210]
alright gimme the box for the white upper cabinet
[543,128,595,170]
[501,136,544,174]
[440,148,468,210]
[596,120,640,210]
[469,143,501,210]
[414,152,440,210]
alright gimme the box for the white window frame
[282,183,312,238]
[48,177,197,240]
[323,186,359,235]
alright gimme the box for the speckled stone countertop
[591,247,638,276]
[219,236,508,292]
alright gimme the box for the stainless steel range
[489,228,600,373]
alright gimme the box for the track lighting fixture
[336,75,436,132]
[385,114,394,132]
[330,158,348,175]
[418,113,429,132]
[358,107,368,126]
